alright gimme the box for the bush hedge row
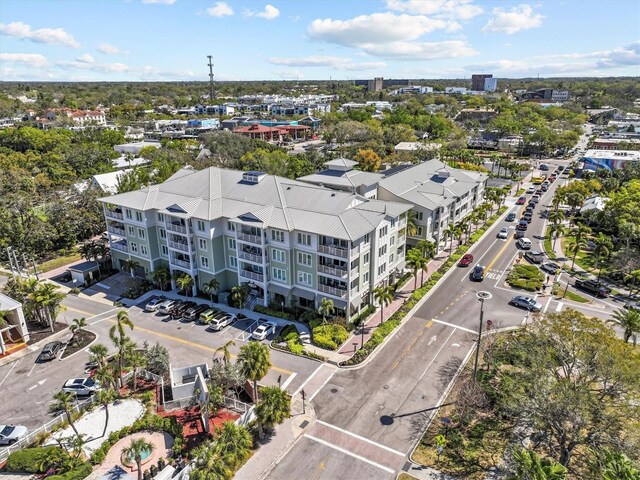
[6,446,64,473]
[253,305,295,321]
[507,264,544,291]
[47,463,93,480]
[341,206,507,366]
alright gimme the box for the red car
[516,196,526,205]
[458,254,474,267]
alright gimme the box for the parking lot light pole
[474,291,492,382]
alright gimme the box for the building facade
[100,168,410,319]
[471,74,493,91]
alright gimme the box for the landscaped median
[340,206,508,367]
[507,264,544,291]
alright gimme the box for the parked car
[62,377,101,396]
[144,296,166,312]
[541,263,561,275]
[531,195,540,203]
[38,341,63,362]
[0,425,28,445]
[470,265,485,282]
[574,279,611,297]
[199,308,220,324]
[517,220,528,231]
[506,213,516,222]
[526,186,536,194]
[207,313,237,331]
[523,214,533,224]
[497,227,509,239]
[458,254,474,267]
[184,304,209,322]
[251,320,277,341]
[539,164,549,171]
[524,250,545,264]
[624,301,640,311]
[166,300,185,317]
[158,299,180,315]
[510,295,543,312]
[516,196,527,205]
[172,301,196,319]
[515,229,525,239]
[517,238,532,250]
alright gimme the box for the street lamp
[473,291,492,382]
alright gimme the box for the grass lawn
[543,226,556,259]
[507,264,544,291]
[516,188,525,196]
[37,252,82,273]
[562,289,590,303]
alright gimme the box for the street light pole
[474,291,492,382]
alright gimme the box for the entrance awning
[331,299,348,309]
[350,297,361,309]
[292,287,315,301]
[268,284,291,297]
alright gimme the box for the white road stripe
[0,358,21,388]
[315,420,405,457]
[418,329,457,383]
[429,318,477,335]
[280,372,297,391]
[87,307,123,325]
[304,434,395,474]
[555,302,564,312]
[292,363,325,397]
[308,369,336,402]
[26,361,38,378]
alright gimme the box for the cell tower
[207,55,214,102]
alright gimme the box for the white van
[517,238,532,250]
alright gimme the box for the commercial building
[582,149,640,172]
[114,141,161,155]
[100,168,410,319]
[592,137,640,150]
[471,74,493,91]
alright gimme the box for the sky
[0,0,639,82]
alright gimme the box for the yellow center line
[391,360,399,370]
[64,306,96,317]
[106,319,293,375]
[426,320,433,329]
[485,235,513,272]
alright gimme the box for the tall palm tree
[126,349,147,393]
[150,267,170,291]
[548,209,565,226]
[230,285,248,309]
[203,278,220,306]
[373,285,394,326]
[109,310,134,388]
[29,282,66,331]
[415,239,436,260]
[549,223,567,251]
[94,365,116,391]
[443,224,456,253]
[592,232,613,280]
[237,342,271,403]
[122,438,154,480]
[215,340,235,366]
[95,388,117,438]
[456,219,469,244]
[122,259,140,278]
[190,444,231,480]
[406,209,418,237]
[176,274,194,297]
[511,447,567,480]
[51,391,80,437]
[254,386,291,440]
[568,237,587,272]
[317,297,335,325]
[607,308,640,345]
[214,422,253,469]
[89,343,109,368]
[69,317,87,344]
[405,249,422,291]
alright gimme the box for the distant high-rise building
[471,74,493,91]
[367,77,384,92]
[483,77,498,92]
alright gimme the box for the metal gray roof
[297,168,384,190]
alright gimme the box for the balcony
[239,269,264,283]
[167,223,188,234]
[318,264,348,279]
[171,258,195,270]
[169,240,189,252]
[111,242,128,253]
[318,283,347,299]
[238,251,265,263]
[237,232,262,245]
[318,244,348,258]
[351,286,360,297]
[351,267,359,277]
[107,225,125,236]
[398,234,406,244]
[105,210,124,220]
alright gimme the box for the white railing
[318,244,348,258]
[238,251,265,263]
[107,225,126,236]
[237,232,262,244]
[105,210,123,220]
[169,240,189,252]
[318,283,347,298]
[240,269,264,282]
[351,245,360,257]
[164,395,250,414]
[351,267,359,277]
[318,264,348,278]
[167,223,187,234]
[111,243,128,252]
[172,258,194,269]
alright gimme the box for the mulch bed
[26,321,68,344]
[160,408,240,450]
[61,330,96,358]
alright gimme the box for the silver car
[510,295,542,312]
[0,425,28,445]
[62,377,101,396]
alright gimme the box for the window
[364,233,370,244]
[297,271,312,286]
[378,263,386,275]
[416,211,424,221]
[390,235,395,246]
[197,220,205,232]
[363,253,370,265]
[140,245,148,256]
[417,226,423,236]
[389,253,394,264]
[271,229,285,242]
[199,239,207,250]
[159,228,166,239]
[161,245,168,257]
[297,252,312,266]
[125,209,132,219]
[363,271,369,283]
[229,256,237,268]
[128,226,135,237]
[157,213,165,222]
[379,226,388,238]
[297,232,311,246]
[201,256,209,268]
[137,228,145,240]
[135,211,143,222]
[272,268,286,282]
[228,238,236,250]
[390,218,396,228]
[272,249,285,263]
[227,221,235,232]
[378,245,387,257]
[130,242,138,253]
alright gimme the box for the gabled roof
[323,158,358,169]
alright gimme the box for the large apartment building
[100,168,410,319]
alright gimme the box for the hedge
[341,206,508,366]
[6,446,64,473]
[253,305,295,321]
[271,340,327,362]
[312,324,349,351]
[47,463,93,480]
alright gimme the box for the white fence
[163,394,250,414]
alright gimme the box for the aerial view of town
[0,1,638,479]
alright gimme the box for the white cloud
[482,4,543,35]
[0,53,48,67]
[362,40,476,61]
[142,0,176,4]
[595,41,640,68]
[245,4,280,20]
[97,43,121,54]
[57,59,131,73]
[206,2,233,17]
[76,53,94,63]
[385,0,483,20]
[268,55,386,70]
[0,21,80,48]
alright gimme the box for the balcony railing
[318,283,347,299]
[239,269,264,283]
[105,210,123,220]
[351,287,360,296]
[171,258,194,269]
[167,223,188,234]
[107,226,125,236]
[318,244,348,258]
[111,243,128,253]
[398,234,406,243]
[351,267,359,277]
[237,232,262,245]
[318,264,348,279]
[169,241,189,252]
[238,251,265,263]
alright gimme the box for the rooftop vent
[437,169,450,179]
[242,171,267,184]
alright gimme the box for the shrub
[308,317,323,331]
[299,309,318,324]
[273,324,298,343]
[507,264,544,291]
[47,463,93,480]
[6,446,64,473]
[254,305,294,321]
[312,334,337,350]
[312,324,349,350]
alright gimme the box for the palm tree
[548,209,565,226]
[150,267,170,291]
[230,285,248,309]
[405,249,422,291]
[624,269,640,296]
[456,219,469,244]
[443,224,456,253]
[176,274,194,297]
[29,282,65,331]
[203,278,220,306]
[511,447,567,480]
[89,343,109,368]
[126,349,147,393]
[406,209,418,237]
[416,239,436,260]
[94,366,116,391]
[122,438,154,480]
[549,223,566,251]
[79,241,99,265]
[607,308,640,345]
[214,422,253,469]
[109,310,134,388]
[190,444,231,480]
[567,237,587,272]
[215,340,235,366]
[373,285,394,326]
[254,386,291,440]
[51,391,80,437]
[317,297,334,325]
[69,317,87,344]
[95,388,117,438]
[122,259,140,278]
[592,232,613,280]
[237,342,271,403]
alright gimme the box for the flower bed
[271,324,326,361]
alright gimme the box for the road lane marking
[316,420,405,457]
[304,434,395,474]
[430,318,477,334]
[293,363,325,397]
[418,329,457,383]
[425,320,433,328]
[308,369,336,402]
[64,306,95,317]
[280,372,297,391]
[555,302,564,312]
[0,358,21,388]
[485,235,513,272]
[26,361,38,378]
[105,318,292,375]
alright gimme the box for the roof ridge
[274,177,293,230]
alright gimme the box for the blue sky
[1,0,639,81]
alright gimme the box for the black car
[539,163,549,171]
[541,262,561,275]
[38,341,63,362]
[184,304,209,322]
[166,300,184,317]
[470,265,485,281]
[172,301,197,319]
[523,213,533,223]
[524,250,544,264]
[506,213,516,222]
[574,279,611,297]
[517,220,528,231]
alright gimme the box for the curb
[268,341,326,364]
[0,326,71,367]
[60,329,98,361]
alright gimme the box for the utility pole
[207,55,214,103]
[474,291,492,381]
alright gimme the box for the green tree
[214,422,253,470]
[51,391,80,437]
[122,438,154,480]
[215,340,235,367]
[237,342,271,403]
[121,259,140,278]
[176,273,194,297]
[354,148,382,172]
[189,443,231,480]
[254,386,291,440]
[109,310,134,387]
[150,267,170,291]
[143,341,170,378]
[509,448,567,480]
[69,317,87,344]
[230,285,248,309]
[203,278,220,306]
[592,232,613,280]
[126,349,147,393]
[548,223,566,251]
[607,308,640,345]
[591,448,639,480]
[405,248,422,291]
[373,285,394,325]
[406,209,418,237]
[94,388,117,438]
[317,297,334,325]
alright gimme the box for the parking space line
[304,434,395,474]
[555,302,564,312]
[316,420,405,457]
[0,358,20,388]
[430,318,477,334]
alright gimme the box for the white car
[251,321,277,341]
[144,296,166,312]
[526,186,536,194]
[62,377,101,396]
[206,313,237,331]
[158,299,179,315]
[497,227,509,239]
[0,425,28,445]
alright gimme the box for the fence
[163,394,250,414]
